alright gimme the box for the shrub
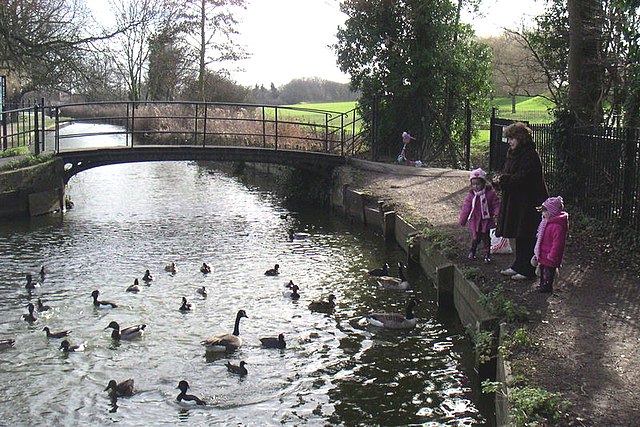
[478,284,529,322]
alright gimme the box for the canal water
[0,125,489,425]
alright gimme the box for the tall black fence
[491,115,640,232]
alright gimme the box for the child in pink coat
[459,168,501,263]
[531,196,569,293]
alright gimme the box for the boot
[483,249,492,264]
[468,243,477,260]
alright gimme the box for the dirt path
[346,159,640,426]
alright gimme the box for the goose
[200,263,212,274]
[142,270,153,282]
[368,263,390,277]
[0,339,15,350]
[25,274,37,290]
[201,310,248,352]
[105,379,135,398]
[308,294,336,312]
[106,321,146,340]
[91,290,118,308]
[260,333,286,349]
[126,278,141,293]
[225,360,248,376]
[36,298,51,312]
[164,263,177,273]
[376,262,409,290]
[43,327,71,339]
[287,229,310,241]
[22,303,37,322]
[196,286,208,298]
[59,339,85,352]
[179,297,192,312]
[39,266,46,280]
[176,380,206,405]
[365,298,420,329]
[283,284,300,300]
[264,264,280,276]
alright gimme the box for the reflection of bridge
[1,100,365,182]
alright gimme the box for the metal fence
[491,115,640,231]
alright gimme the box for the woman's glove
[530,255,539,267]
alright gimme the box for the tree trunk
[198,0,206,101]
[567,0,604,125]
[510,94,516,114]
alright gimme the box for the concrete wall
[0,158,65,219]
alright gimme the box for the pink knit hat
[469,168,487,182]
[540,196,564,216]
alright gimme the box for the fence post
[370,95,378,161]
[202,103,208,147]
[262,106,267,148]
[325,113,329,152]
[33,103,40,155]
[1,109,6,151]
[274,107,278,151]
[40,97,46,152]
[194,103,199,144]
[341,113,345,157]
[621,127,637,225]
[54,107,60,153]
[130,102,135,148]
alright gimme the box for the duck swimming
[287,229,310,241]
[201,309,248,352]
[105,379,135,398]
[176,380,206,405]
[126,279,141,293]
[376,262,409,290]
[25,274,37,290]
[200,263,211,274]
[164,263,177,273]
[0,339,15,350]
[225,360,248,376]
[142,270,153,282]
[179,297,192,312]
[36,298,51,312]
[264,264,280,276]
[59,339,85,352]
[365,298,420,329]
[39,266,46,280]
[106,321,146,340]
[368,263,390,277]
[308,294,336,312]
[283,284,300,300]
[91,290,118,308]
[260,333,286,349]
[22,303,37,322]
[196,286,208,298]
[43,327,71,339]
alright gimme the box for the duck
[176,380,206,405]
[36,298,51,312]
[201,309,248,352]
[126,278,141,293]
[106,321,147,340]
[25,273,37,290]
[287,229,310,241]
[308,294,336,312]
[200,263,212,274]
[164,263,177,273]
[59,339,85,352]
[368,263,390,277]
[225,360,248,376]
[365,298,420,329]
[0,339,15,350]
[22,303,37,322]
[260,333,286,349]
[43,327,71,339]
[264,264,280,276]
[105,379,135,398]
[142,270,153,282]
[179,297,192,312]
[284,280,295,289]
[39,266,46,280]
[283,284,300,300]
[91,290,118,308]
[196,286,208,298]
[376,262,410,290]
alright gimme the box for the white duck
[365,298,420,329]
[376,262,409,290]
[201,310,248,352]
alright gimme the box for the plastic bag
[490,228,512,254]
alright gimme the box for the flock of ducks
[1,248,421,409]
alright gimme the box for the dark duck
[91,290,118,308]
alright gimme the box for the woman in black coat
[493,122,548,279]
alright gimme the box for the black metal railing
[1,100,367,158]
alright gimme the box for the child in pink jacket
[459,168,501,263]
[531,196,569,293]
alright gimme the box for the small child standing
[459,168,501,263]
[531,196,569,293]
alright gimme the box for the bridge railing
[1,100,367,158]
